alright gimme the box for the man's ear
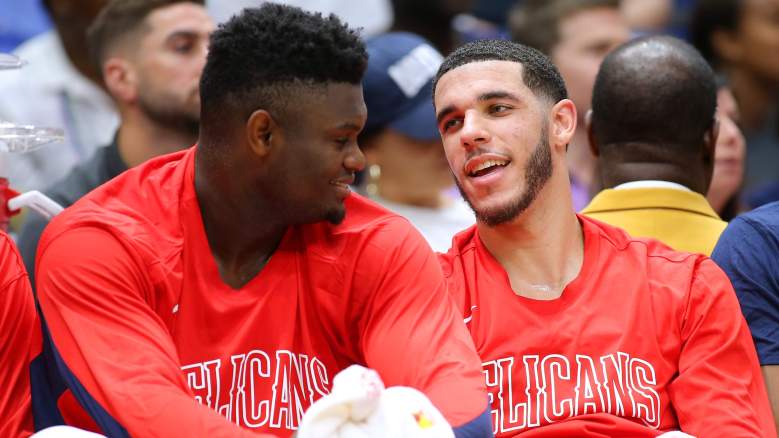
[103,58,137,103]
[246,109,275,157]
[586,109,599,157]
[550,98,576,152]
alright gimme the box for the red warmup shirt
[0,231,36,437]
[35,146,486,437]
[439,215,776,437]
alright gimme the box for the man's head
[198,4,368,225]
[588,35,718,193]
[509,0,630,121]
[691,0,779,86]
[361,32,451,205]
[433,40,576,227]
[88,0,213,136]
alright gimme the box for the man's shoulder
[581,214,704,269]
[40,149,191,255]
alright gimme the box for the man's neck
[117,112,198,168]
[477,182,585,301]
[194,148,288,289]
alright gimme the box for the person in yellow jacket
[581,36,726,255]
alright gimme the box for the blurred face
[733,0,779,83]
[708,87,746,205]
[365,129,452,199]
[435,61,554,226]
[268,83,367,225]
[551,7,630,120]
[133,3,215,133]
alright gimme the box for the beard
[138,88,201,138]
[456,127,553,227]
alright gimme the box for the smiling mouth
[468,159,510,178]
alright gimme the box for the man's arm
[712,216,779,434]
[668,258,776,437]
[356,220,490,437]
[0,236,36,437]
[36,227,269,437]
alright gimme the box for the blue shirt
[712,201,779,364]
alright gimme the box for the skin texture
[549,6,630,197]
[434,60,581,300]
[103,2,215,167]
[706,87,746,214]
[363,129,453,208]
[195,82,367,288]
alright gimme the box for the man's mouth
[466,158,510,178]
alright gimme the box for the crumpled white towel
[298,365,454,438]
[31,426,105,437]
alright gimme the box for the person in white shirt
[359,32,473,252]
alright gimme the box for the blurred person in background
[582,36,726,256]
[713,198,779,434]
[17,0,213,287]
[707,81,747,221]
[0,0,118,192]
[359,32,473,252]
[206,0,392,36]
[390,0,474,54]
[509,0,630,210]
[691,0,779,203]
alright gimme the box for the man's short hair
[433,39,568,105]
[690,0,742,68]
[591,36,717,152]
[87,0,205,70]
[509,0,621,55]
[199,3,368,129]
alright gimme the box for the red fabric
[0,231,36,437]
[36,146,486,437]
[439,215,776,437]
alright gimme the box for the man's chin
[324,206,346,225]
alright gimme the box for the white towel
[298,365,454,438]
[32,426,105,437]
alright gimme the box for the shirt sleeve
[36,227,271,437]
[355,219,488,429]
[668,257,776,437]
[0,238,36,438]
[712,216,779,364]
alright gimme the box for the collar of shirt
[613,180,692,192]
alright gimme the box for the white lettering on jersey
[181,349,330,432]
[482,352,661,434]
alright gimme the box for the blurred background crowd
[0,0,776,251]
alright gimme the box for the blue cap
[363,32,444,141]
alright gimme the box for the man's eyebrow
[333,122,363,131]
[478,91,520,102]
[164,30,201,42]
[436,91,521,124]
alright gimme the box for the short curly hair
[433,39,568,105]
[199,3,367,129]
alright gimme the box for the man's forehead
[435,60,527,102]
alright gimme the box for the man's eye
[335,138,349,146]
[490,104,510,114]
[442,119,461,132]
